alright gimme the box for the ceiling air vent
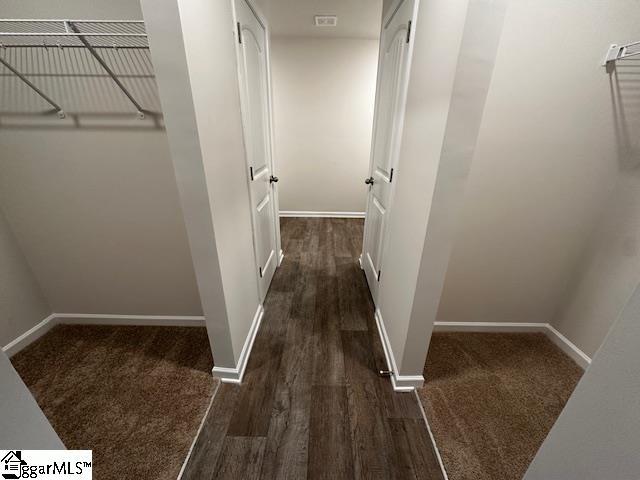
[314,15,338,27]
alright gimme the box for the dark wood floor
[182,217,444,480]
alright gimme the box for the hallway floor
[182,217,444,480]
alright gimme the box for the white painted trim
[2,314,57,357]
[545,323,592,370]
[434,321,547,333]
[433,321,592,370]
[279,211,366,219]
[374,308,425,391]
[2,313,207,357]
[212,303,264,384]
[176,380,222,480]
[278,249,284,266]
[55,313,206,327]
[414,389,449,480]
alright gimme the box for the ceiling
[253,0,383,39]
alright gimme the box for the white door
[362,0,417,301]
[234,0,279,301]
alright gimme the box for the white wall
[552,55,640,357]
[524,279,640,480]
[271,37,379,213]
[0,0,202,318]
[437,0,640,356]
[177,0,262,361]
[142,0,262,370]
[375,0,505,385]
[0,210,50,347]
[0,351,64,449]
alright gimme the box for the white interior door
[362,0,417,302]
[234,0,279,301]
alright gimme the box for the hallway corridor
[182,218,444,479]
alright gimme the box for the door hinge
[406,20,412,43]
[389,168,394,183]
[237,22,242,44]
[377,270,381,281]
[249,166,254,181]
[259,266,263,277]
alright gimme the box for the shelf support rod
[0,56,66,118]
[66,20,145,119]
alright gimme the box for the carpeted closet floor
[11,324,217,480]
[417,332,584,480]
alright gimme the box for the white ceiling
[253,0,383,39]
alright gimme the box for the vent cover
[314,15,338,27]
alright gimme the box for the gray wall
[0,210,50,347]
[0,0,202,318]
[0,351,64,449]
[271,37,379,213]
[524,280,640,480]
[436,0,640,356]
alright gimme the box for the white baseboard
[279,210,365,219]
[433,321,591,370]
[2,314,57,357]
[212,304,264,384]
[2,313,206,357]
[374,308,425,391]
[55,313,206,327]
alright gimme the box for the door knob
[270,175,279,183]
[365,177,374,185]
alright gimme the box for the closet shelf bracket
[0,56,66,118]
[603,41,640,68]
[65,21,145,119]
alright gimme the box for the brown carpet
[11,325,217,480]
[417,332,583,480]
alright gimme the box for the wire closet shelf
[603,40,640,68]
[0,19,152,119]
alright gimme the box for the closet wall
[437,0,640,356]
[0,210,50,347]
[0,0,202,321]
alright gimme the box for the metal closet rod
[0,18,149,119]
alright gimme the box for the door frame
[231,0,283,300]
[361,0,420,304]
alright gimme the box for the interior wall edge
[432,321,592,370]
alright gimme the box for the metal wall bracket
[66,21,145,119]
[603,41,640,68]
[0,56,65,118]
